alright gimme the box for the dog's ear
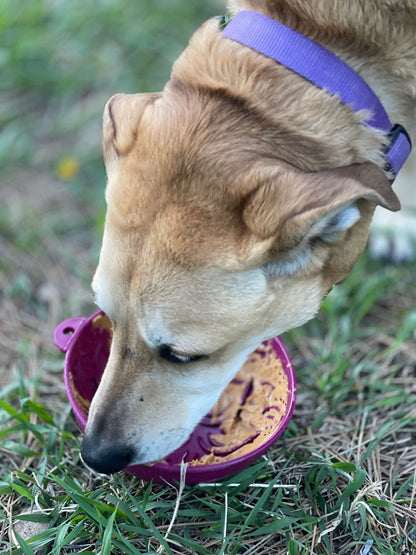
[243,162,400,252]
[103,93,160,178]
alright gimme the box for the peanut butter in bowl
[190,341,289,466]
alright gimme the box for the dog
[80,0,416,474]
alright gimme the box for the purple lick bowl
[54,310,296,485]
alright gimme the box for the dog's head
[81,23,399,474]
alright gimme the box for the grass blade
[100,505,118,555]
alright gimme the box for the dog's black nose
[80,435,136,474]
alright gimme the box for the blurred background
[0,0,221,390]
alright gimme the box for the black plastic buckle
[386,123,412,151]
[383,123,412,179]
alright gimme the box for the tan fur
[81,0,416,471]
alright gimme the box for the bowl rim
[56,310,296,484]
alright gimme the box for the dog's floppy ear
[103,93,160,177]
[243,162,400,250]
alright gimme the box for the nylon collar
[221,10,412,180]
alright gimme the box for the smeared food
[190,341,289,465]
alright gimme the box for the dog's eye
[159,345,206,365]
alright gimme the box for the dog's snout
[80,434,136,474]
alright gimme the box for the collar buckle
[383,124,412,181]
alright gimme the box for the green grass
[1,1,416,553]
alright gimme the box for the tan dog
[81,0,416,473]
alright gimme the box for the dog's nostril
[81,436,136,475]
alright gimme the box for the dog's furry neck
[171,0,416,175]
[227,0,416,137]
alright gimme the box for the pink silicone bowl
[54,310,296,485]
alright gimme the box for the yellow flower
[56,157,80,181]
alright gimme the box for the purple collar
[222,10,412,180]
